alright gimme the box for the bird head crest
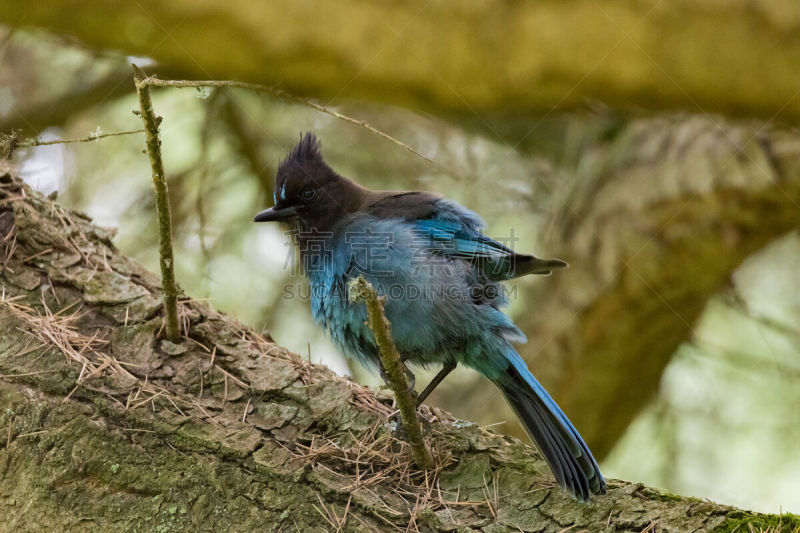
[275,132,333,204]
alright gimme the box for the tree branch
[0,168,797,531]
[134,75,438,168]
[523,116,800,457]
[5,1,800,125]
[132,64,180,343]
[348,276,433,470]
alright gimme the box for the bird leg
[416,360,457,407]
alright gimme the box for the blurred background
[1,1,799,514]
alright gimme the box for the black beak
[254,205,298,222]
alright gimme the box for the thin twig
[135,76,437,167]
[348,276,434,470]
[17,129,144,148]
[0,370,62,378]
[242,397,251,423]
[213,364,249,390]
[6,416,14,447]
[132,64,180,343]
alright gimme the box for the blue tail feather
[496,348,607,500]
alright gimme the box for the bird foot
[390,410,431,441]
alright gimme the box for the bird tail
[512,254,568,277]
[493,348,606,500]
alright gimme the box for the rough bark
[4,1,800,124]
[0,172,797,531]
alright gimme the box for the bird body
[255,133,607,500]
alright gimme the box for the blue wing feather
[412,200,522,279]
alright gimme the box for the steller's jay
[255,133,607,500]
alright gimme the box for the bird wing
[365,192,556,280]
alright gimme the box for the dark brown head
[254,133,368,232]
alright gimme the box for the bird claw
[378,365,416,394]
[403,368,416,393]
[390,409,431,441]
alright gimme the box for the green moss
[651,492,682,502]
[640,487,699,503]
[714,511,800,533]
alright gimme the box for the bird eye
[301,188,315,200]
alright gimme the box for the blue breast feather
[306,209,526,376]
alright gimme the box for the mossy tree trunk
[0,173,796,531]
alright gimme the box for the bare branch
[17,129,144,148]
[132,64,180,343]
[135,75,439,168]
[348,276,434,470]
